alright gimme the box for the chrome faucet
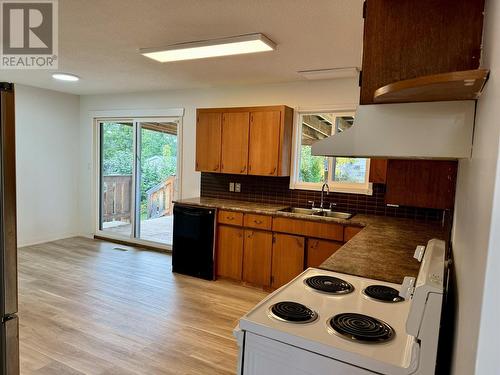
[320,182,330,210]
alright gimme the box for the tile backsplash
[200,173,445,221]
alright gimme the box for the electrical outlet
[235,183,241,193]
[229,182,235,192]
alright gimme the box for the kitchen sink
[279,207,354,220]
[313,211,354,220]
[279,207,320,215]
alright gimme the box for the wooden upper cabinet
[196,106,293,176]
[369,159,388,184]
[385,160,458,209]
[271,233,305,289]
[360,0,485,104]
[195,112,222,172]
[248,111,281,176]
[221,112,250,174]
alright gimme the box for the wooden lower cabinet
[272,217,344,242]
[271,233,305,289]
[344,226,363,242]
[243,229,273,287]
[306,239,342,268]
[216,225,244,280]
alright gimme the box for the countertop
[174,197,448,284]
[318,214,446,284]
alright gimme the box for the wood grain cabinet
[248,111,282,176]
[215,214,365,289]
[196,106,293,176]
[242,229,273,287]
[369,159,388,184]
[218,210,243,226]
[221,112,250,174]
[272,217,344,242]
[243,213,272,231]
[385,160,458,209]
[306,239,342,268]
[216,225,243,280]
[344,226,363,242]
[271,233,305,289]
[360,0,485,104]
[195,112,222,172]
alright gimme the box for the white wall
[471,1,500,372]
[78,78,359,236]
[451,0,500,373]
[15,85,80,247]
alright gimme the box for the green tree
[299,145,325,183]
[101,123,178,219]
[102,122,134,175]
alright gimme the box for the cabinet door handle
[213,164,219,171]
[254,220,262,224]
[296,238,304,248]
[269,167,276,175]
[226,216,234,221]
[240,166,246,173]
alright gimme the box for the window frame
[289,109,372,195]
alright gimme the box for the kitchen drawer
[272,217,343,242]
[218,210,243,226]
[244,213,272,230]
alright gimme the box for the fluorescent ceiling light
[298,67,360,80]
[52,73,80,82]
[140,33,276,63]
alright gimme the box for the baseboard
[18,232,81,248]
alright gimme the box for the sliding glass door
[137,121,178,244]
[99,121,134,237]
[98,118,181,247]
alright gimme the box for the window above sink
[289,109,372,195]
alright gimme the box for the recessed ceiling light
[52,73,80,82]
[140,33,276,63]
[298,67,360,80]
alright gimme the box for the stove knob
[414,245,426,262]
[399,276,416,299]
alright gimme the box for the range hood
[311,101,476,159]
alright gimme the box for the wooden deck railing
[103,175,175,223]
[102,175,132,223]
[146,176,176,219]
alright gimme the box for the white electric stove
[234,239,446,375]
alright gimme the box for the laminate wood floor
[18,237,268,375]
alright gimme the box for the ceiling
[0,0,364,95]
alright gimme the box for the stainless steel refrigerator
[0,82,19,375]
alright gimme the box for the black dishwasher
[172,204,215,280]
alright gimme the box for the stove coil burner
[364,285,404,303]
[329,313,395,343]
[304,275,354,295]
[270,301,318,324]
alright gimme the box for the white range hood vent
[311,101,476,159]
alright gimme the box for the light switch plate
[235,183,241,193]
[229,182,235,192]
